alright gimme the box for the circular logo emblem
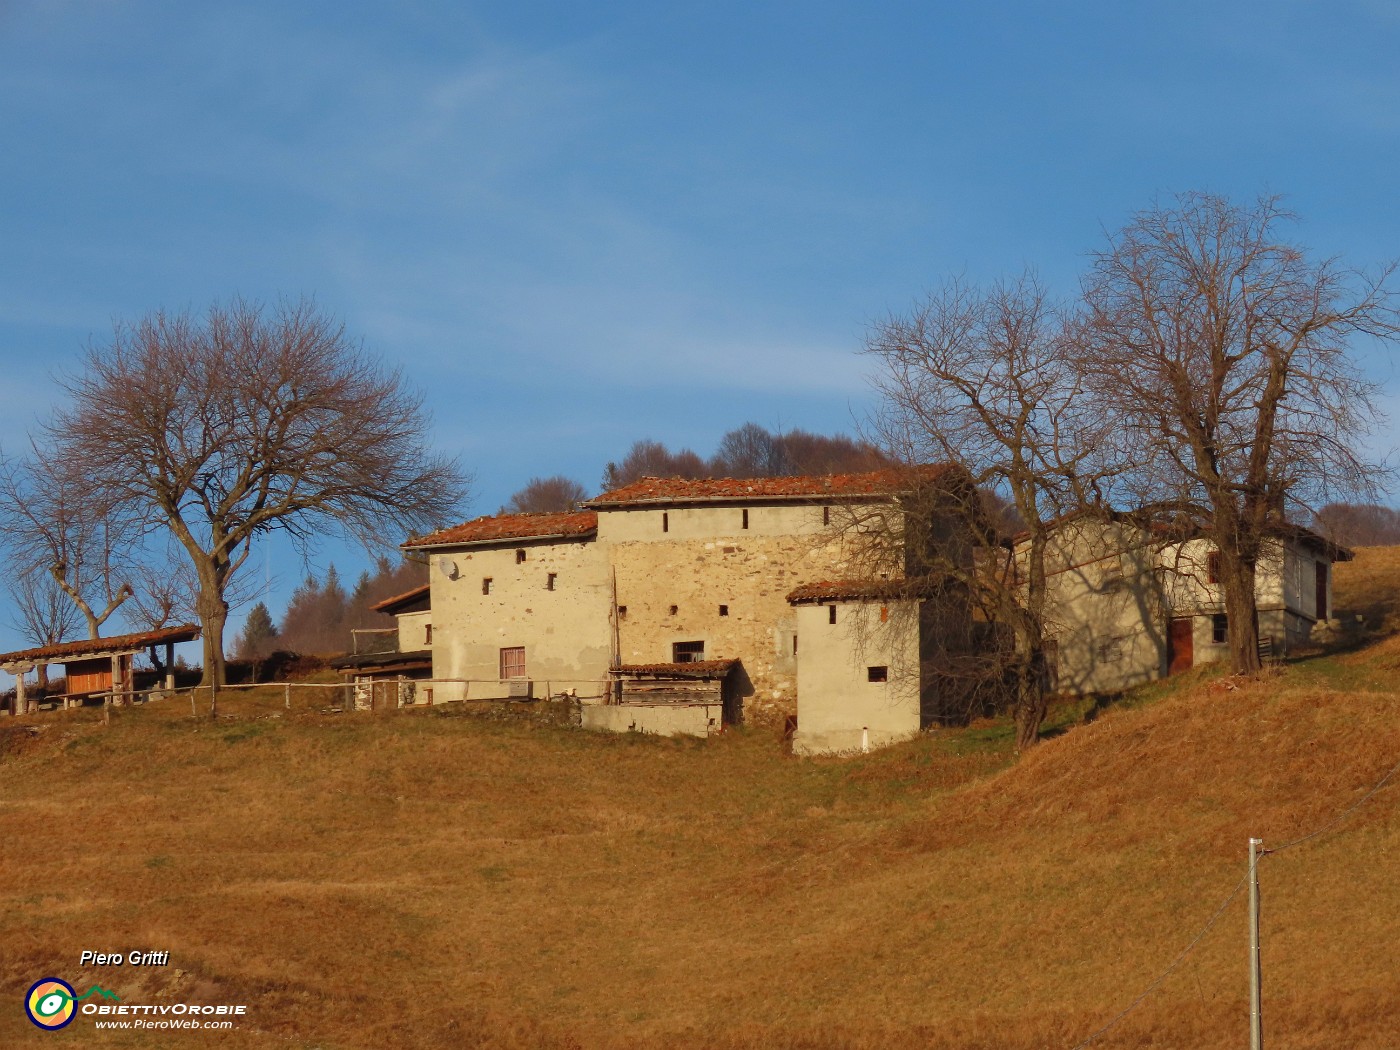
[25,978,77,1030]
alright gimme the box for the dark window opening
[546,573,557,591]
[719,604,729,617]
[669,604,678,615]
[823,505,830,526]
[482,578,492,595]
[867,666,888,683]
[662,512,669,532]
[1316,561,1329,620]
[617,605,627,619]
[1212,613,1228,644]
[673,640,705,663]
[1207,551,1221,584]
[742,509,749,529]
[515,549,526,564]
[828,605,837,625]
[792,635,798,655]
[424,623,433,644]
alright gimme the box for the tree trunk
[35,663,49,700]
[1014,652,1048,751]
[1013,531,1050,751]
[1222,555,1263,675]
[195,564,230,688]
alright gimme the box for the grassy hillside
[2,549,1399,1049]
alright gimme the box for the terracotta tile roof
[611,660,739,678]
[370,583,431,614]
[0,624,202,667]
[585,464,959,507]
[786,579,933,604]
[405,511,598,549]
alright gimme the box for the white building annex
[1025,518,1353,696]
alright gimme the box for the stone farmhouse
[399,466,977,753]
[1026,517,1353,696]
[364,465,1356,754]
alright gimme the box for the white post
[1249,837,1263,1050]
[861,726,870,753]
[284,682,291,710]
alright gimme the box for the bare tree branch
[49,297,471,685]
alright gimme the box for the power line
[1070,738,1400,1048]
[1069,872,1248,1050]
[1262,747,1400,859]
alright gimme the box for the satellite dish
[440,559,459,580]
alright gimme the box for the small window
[500,646,526,679]
[719,604,729,617]
[792,635,798,655]
[424,623,433,644]
[742,509,749,530]
[617,605,627,619]
[673,641,705,663]
[828,605,837,625]
[482,577,492,595]
[546,573,557,591]
[1207,551,1221,585]
[880,605,888,623]
[662,512,669,533]
[1212,613,1229,644]
[823,505,830,526]
[669,604,678,615]
[515,549,526,564]
[867,666,888,683]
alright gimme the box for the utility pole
[1249,837,1263,1050]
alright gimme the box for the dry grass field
[2,547,1399,1048]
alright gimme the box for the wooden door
[1315,561,1329,621]
[1168,617,1194,675]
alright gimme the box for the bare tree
[503,476,589,513]
[711,423,793,477]
[601,440,707,490]
[710,423,888,478]
[49,298,471,686]
[0,445,135,639]
[1081,193,1398,675]
[771,428,889,475]
[1313,503,1400,547]
[865,274,1118,749]
[7,568,82,697]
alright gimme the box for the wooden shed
[608,660,740,722]
[0,624,202,715]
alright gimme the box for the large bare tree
[50,298,470,685]
[1081,193,1398,675]
[865,274,1119,749]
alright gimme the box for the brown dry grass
[1,552,1398,1050]
[1333,543,1400,633]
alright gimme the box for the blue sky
[3,0,1400,649]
